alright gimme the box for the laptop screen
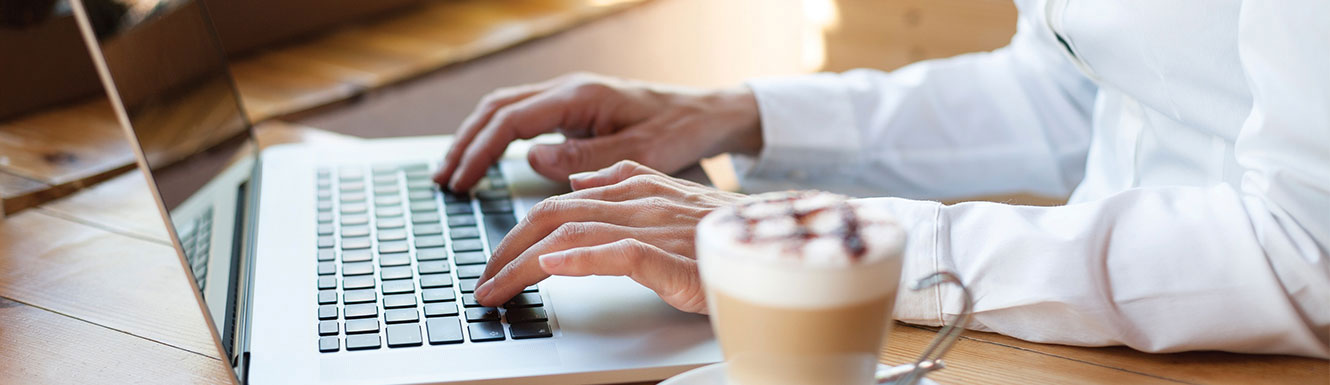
[71,0,253,366]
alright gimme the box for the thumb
[526,134,640,184]
[538,239,707,314]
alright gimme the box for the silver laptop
[69,1,719,383]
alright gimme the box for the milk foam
[697,191,906,308]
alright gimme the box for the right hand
[433,73,763,191]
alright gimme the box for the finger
[525,133,647,184]
[448,91,578,191]
[434,84,547,185]
[476,199,643,286]
[472,222,661,307]
[539,239,706,313]
[567,159,669,190]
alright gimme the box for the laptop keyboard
[178,207,215,290]
[315,163,553,353]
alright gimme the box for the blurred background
[0,0,1015,214]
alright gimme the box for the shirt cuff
[740,73,861,191]
[853,197,946,327]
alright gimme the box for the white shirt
[740,0,1329,358]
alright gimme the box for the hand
[433,72,762,192]
[472,160,747,314]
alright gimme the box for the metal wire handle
[895,271,974,385]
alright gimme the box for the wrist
[707,86,763,156]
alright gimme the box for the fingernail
[474,281,494,301]
[539,253,565,269]
[568,171,595,183]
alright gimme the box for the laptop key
[319,321,339,336]
[379,241,409,254]
[376,206,404,218]
[377,229,407,241]
[452,239,484,253]
[454,251,486,265]
[377,217,406,229]
[415,248,447,261]
[318,290,338,305]
[467,322,505,342]
[483,214,518,253]
[386,324,423,348]
[447,215,477,227]
[317,223,334,235]
[475,189,509,201]
[317,236,334,248]
[407,190,433,201]
[418,261,450,274]
[340,192,366,203]
[426,318,464,345]
[504,293,543,308]
[381,266,413,280]
[317,276,337,290]
[342,249,372,263]
[461,294,481,307]
[374,196,401,206]
[415,235,445,249]
[343,275,374,290]
[344,304,378,319]
[449,227,480,240]
[510,322,553,339]
[459,279,479,293]
[342,237,371,250]
[445,204,473,215]
[345,319,379,334]
[424,303,458,317]
[345,334,381,350]
[341,214,369,226]
[317,262,336,275]
[382,279,414,294]
[419,274,452,288]
[341,203,367,214]
[319,336,339,352]
[383,294,417,309]
[384,309,419,324]
[318,305,337,320]
[341,225,370,238]
[379,252,410,267]
[456,265,486,279]
[506,307,548,323]
[421,288,455,303]
[344,289,376,304]
[409,201,437,213]
[413,224,443,236]
[412,212,441,225]
[317,248,335,261]
[479,199,512,214]
[464,307,500,322]
[342,262,374,276]
[317,212,333,223]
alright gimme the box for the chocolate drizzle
[725,191,871,261]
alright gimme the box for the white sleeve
[855,0,1330,358]
[739,1,1097,200]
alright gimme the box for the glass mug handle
[875,271,974,385]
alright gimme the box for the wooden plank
[0,297,231,385]
[0,100,135,215]
[36,169,170,243]
[36,121,358,242]
[0,210,220,357]
[955,328,1330,385]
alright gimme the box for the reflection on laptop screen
[72,0,253,364]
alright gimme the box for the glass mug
[697,191,972,385]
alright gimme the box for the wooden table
[1,122,1325,384]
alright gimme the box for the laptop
[68,0,720,383]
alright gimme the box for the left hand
[472,160,747,314]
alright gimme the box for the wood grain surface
[0,0,647,215]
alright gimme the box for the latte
[697,191,906,385]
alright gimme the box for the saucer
[661,362,940,385]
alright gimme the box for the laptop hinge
[233,158,262,384]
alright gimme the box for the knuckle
[526,199,562,224]
[550,222,594,244]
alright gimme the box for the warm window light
[801,0,839,71]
